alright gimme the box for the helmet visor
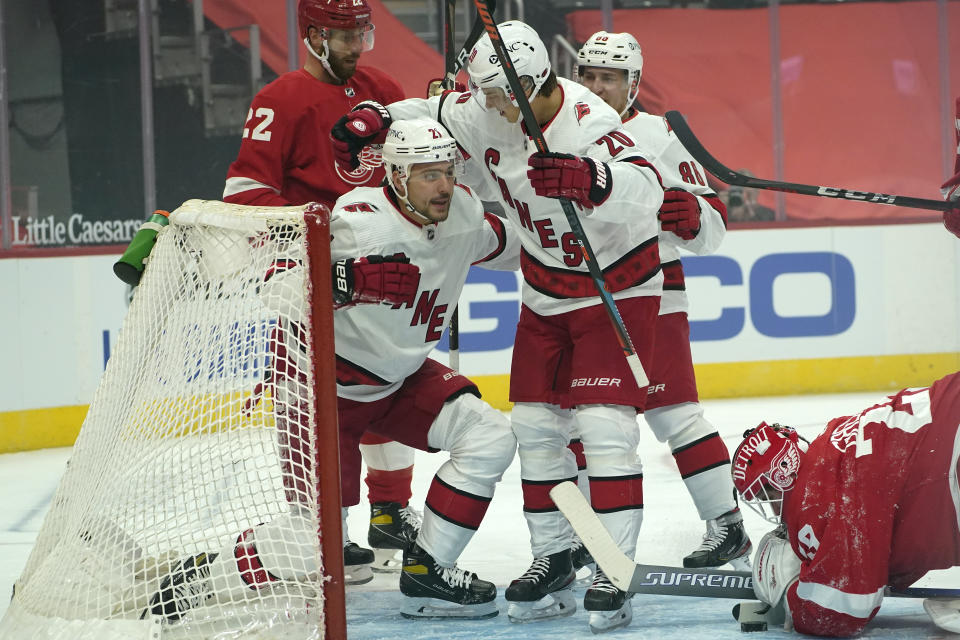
[323,24,375,53]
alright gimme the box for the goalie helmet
[575,31,643,116]
[298,0,372,36]
[466,21,551,108]
[731,422,807,524]
[382,118,463,210]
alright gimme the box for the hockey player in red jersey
[222,0,417,578]
[147,118,521,622]
[731,372,960,637]
[332,20,665,633]
[574,31,751,571]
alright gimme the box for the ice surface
[2,390,957,638]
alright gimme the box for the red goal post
[0,199,346,639]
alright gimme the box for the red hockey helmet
[298,0,373,38]
[731,422,806,523]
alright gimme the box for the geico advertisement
[0,222,956,411]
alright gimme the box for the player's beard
[328,52,359,81]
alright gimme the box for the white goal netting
[0,200,335,640]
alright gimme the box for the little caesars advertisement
[9,213,144,246]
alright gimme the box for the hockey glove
[330,101,392,170]
[527,152,613,209]
[427,78,467,97]
[752,529,802,610]
[658,188,702,240]
[332,254,420,309]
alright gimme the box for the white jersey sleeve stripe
[223,176,281,199]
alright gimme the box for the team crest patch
[345,87,356,97]
[575,102,590,122]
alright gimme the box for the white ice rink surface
[2,390,959,639]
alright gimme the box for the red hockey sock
[365,465,413,505]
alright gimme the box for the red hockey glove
[945,207,960,240]
[330,101,392,170]
[527,152,613,209]
[332,254,420,308]
[658,188,702,240]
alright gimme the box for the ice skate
[570,534,595,586]
[584,567,632,634]
[145,552,217,622]
[683,508,752,571]
[368,501,422,573]
[504,550,576,623]
[399,543,498,619]
[344,541,375,585]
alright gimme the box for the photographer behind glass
[721,169,776,222]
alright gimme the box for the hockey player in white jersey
[332,20,665,634]
[146,118,520,622]
[576,31,752,571]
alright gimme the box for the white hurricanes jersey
[387,77,664,317]
[330,184,517,401]
[620,111,727,315]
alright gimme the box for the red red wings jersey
[223,67,403,209]
[783,371,960,636]
[329,185,518,402]
[620,111,727,316]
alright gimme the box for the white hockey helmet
[382,117,463,204]
[466,20,551,109]
[575,31,643,116]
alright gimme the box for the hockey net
[0,200,343,640]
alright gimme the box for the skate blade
[727,554,752,571]
[588,600,633,634]
[400,596,499,620]
[507,589,577,623]
[371,548,402,573]
[344,564,373,585]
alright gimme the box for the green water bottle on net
[113,209,170,286]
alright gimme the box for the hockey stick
[442,0,461,370]
[469,0,649,388]
[442,0,496,370]
[664,111,953,212]
[550,481,960,600]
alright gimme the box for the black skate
[368,501,422,573]
[145,552,217,622]
[584,567,632,633]
[504,550,577,623]
[399,543,498,619]
[570,534,595,586]
[344,541,374,585]
[683,509,752,571]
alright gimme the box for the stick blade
[549,481,634,591]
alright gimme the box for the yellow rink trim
[3,352,958,454]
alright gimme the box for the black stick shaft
[665,111,951,212]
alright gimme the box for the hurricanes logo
[335,145,383,186]
[575,102,590,122]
